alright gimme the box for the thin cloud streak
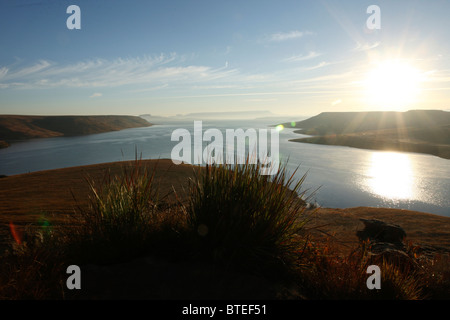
[294,71,354,83]
[0,67,8,79]
[267,30,314,42]
[353,41,381,52]
[300,61,330,71]
[283,51,322,62]
[0,54,240,89]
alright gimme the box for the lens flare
[9,221,22,245]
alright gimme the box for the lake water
[0,119,449,217]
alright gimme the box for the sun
[364,60,423,110]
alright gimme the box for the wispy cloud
[89,92,102,98]
[0,67,8,79]
[353,41,380,52]
[283,51,322,62]
[126,83,170,93]
[301,61,330,71]
[295,71,354,83]
[268,30,314,42]
[6,60,51,80]
[244,98,278,102]
[9,0,58,8]
[190,84,239,90]
[0,54,240,90]
[422,69,450,83]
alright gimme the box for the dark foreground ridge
[0,160,449,300]
[0,114,152,148]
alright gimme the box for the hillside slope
[283,110,450,159]
[283,110,450,135]
[0,115,152,147]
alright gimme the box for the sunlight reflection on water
[367,152,414,200]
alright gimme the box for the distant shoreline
[0,115,152,148]
[290,132,450,160]
[282,110,450,160]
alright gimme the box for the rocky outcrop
[356,219,415,266]
[357,219,406,247]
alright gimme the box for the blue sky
[1,0,450,117]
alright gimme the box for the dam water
[0,119,449,217]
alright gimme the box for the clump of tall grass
[0,225,66,299]
[183,158,310,276]
[66,159,166,264]
[84,160,158,241]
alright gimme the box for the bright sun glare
[364,60,423,110]
[367,152,414,200]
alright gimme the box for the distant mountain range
[0,115,151,148]
[282,110,450,159]
[140,110,300,123]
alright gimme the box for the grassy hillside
[284,110,450,135]
[0,159,449,300]
[284,110,450,159]
[0,115,151,147]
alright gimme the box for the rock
[369,242,404,254]
[367,242,417,267]
[357,219,406,245]
[356,219,419,267]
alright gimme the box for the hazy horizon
[1,0,450,117]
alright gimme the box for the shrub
[183,158,310,276]
[66,159,163,264]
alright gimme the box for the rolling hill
[0,115,152,148]
[282,110,450,159]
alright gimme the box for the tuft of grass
[416,253,450,299]
[183,158,310,276]
[65,158,163,264]
[83,159,159,241]
[0,227,66,300]
[297,239,430,300]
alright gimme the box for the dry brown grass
[2,160,449,254]
[1,160,449,299]
[303,207,450,256]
